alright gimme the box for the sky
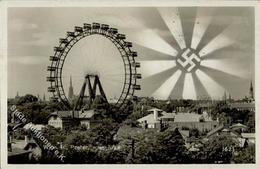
[8,7,254,100]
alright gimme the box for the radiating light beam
[200,59,246,78]
[139,60,176,79]
[151,70,182,100]
[182,73,197,100]
[191,73,211,100]
[134,44,177,61]
[195,69,225,100]
[129,29,178,56]
[158,8,186,50]
[191,9,213,50]
[199,33,233,57]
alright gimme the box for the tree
[17,94,38,105]
[64,119,119,147]
[130,128,188,164]
[202,135,237,163]
[232,145,255,163]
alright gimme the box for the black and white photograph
[0,1,259,167]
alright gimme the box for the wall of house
[169,121,219,132]
[48,116,63,129]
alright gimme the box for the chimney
[154,109,158,121]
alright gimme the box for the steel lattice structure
[47,23,141,110]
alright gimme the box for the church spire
[68,76,74,100]
[70,75,72,87]
[249,80,254,100]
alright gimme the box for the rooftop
[229,102,255,109]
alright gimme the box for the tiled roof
[137,114,159,124]
[173,113,201,122]
[206,124,225,137]
[48,111,73,119]
[78,110,95,119]
[230,123,248,129]
[206,124,241,138]
[161,112,175,119]
[179,129,190,138]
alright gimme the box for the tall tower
[15,91,19,98]
[68,76,74,100]
[249,80,254,100]
[223,91,227,102]
[228,93,232,102]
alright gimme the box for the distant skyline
[8,7,254,100]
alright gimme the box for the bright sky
[8,7,254,100]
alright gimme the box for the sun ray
[195,69,225,100]
[138,67,179,97]
[199,65,249,98]
[139,60,176,79]
[158,7,186,49]
[134,43,176,61]
[191,8,214,50]
[128,29,178,57]
[151,70,182,100]
[169,72,185,99]
[179,7,197,49]
[191,72,211,100]
[198,29,234,57]
[200,59,247,78]
[182,73,197,100]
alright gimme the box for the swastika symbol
[177,48,201,72]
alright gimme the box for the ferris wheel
[47,23,141,111]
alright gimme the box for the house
[137,108,219,132]
[78,109,102,129]
[137,108,174,129]
[168,112,219,132]
[205,125,248,148]
[48,110,101,129]
[47,111,76,129]
[241,133,255,144]
[229,102,255,111]
[8,136,42,163]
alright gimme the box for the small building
[78,109,102,129]
[137,108,174,129]
[48,110,101,129]
[205,125,249,148]
[168,112,219,132]
[137,108,218,132]
[47,111,75,129]
[241,133,255,144]
[229,102,255,111]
